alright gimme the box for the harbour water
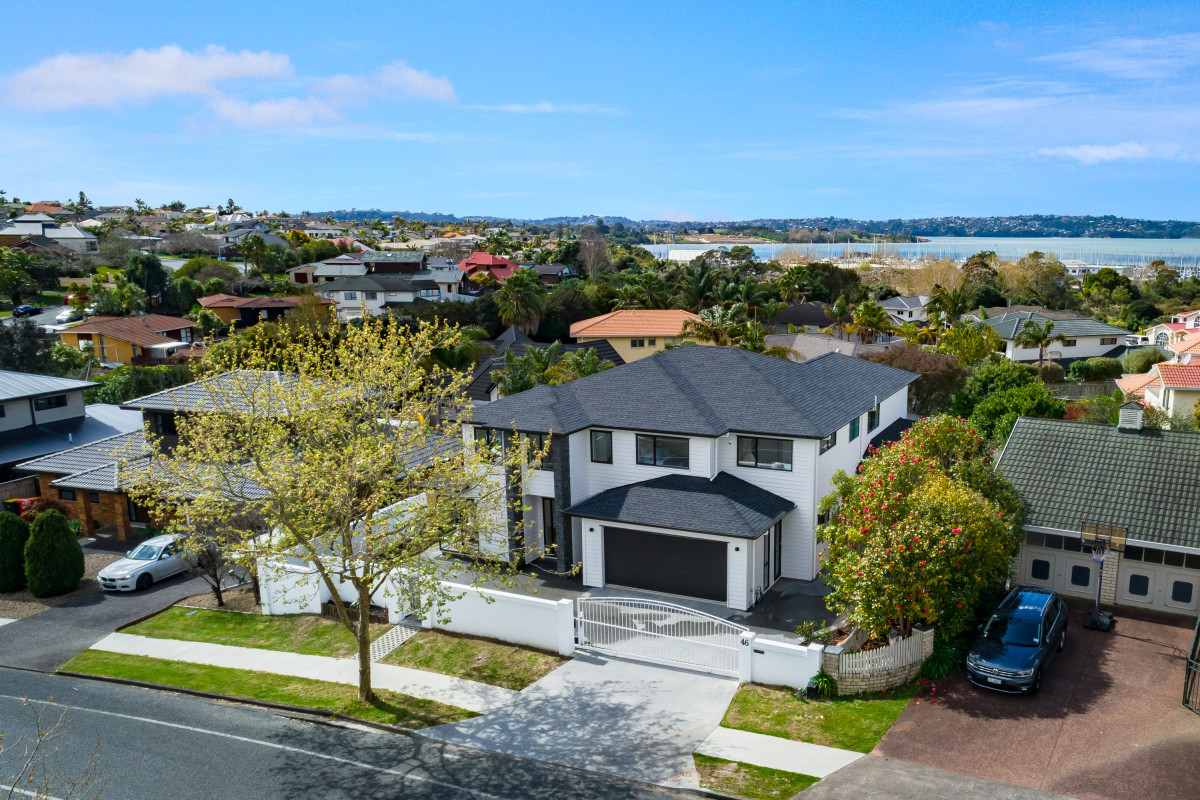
[642,237,1200,268]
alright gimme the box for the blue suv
[966,585,1067,694]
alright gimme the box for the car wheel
[1031,668,1042,694]
[136,573,152,591]
[1057,631,1065,652]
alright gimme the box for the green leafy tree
[0,318,54,372]
[1067,357,1123,382]
[1122,347,1168,374]
[123,252,169,299]
[240,234,267,274]
[969,382,1066,443]
[1082,268,1139,300]
[167,277,204,314]
[24,509,85,598]
[0,265,35,305]
[0,511,31,592]
[1013,318,1067,379]
[950,357,1035,417]
[819,415,1022,639]
[494,269,548,334]
[936,322,1005,367]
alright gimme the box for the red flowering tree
[818,415,1023,639]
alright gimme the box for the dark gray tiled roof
[0,370,95,402]
[314,275,428,293]
[466,330,625,401]
[122,370,297,414]
[469,346,917,439]
[361,251,426,263]
[17,430,149,477]
[51,462,122,492]
[976,311,1128,339]
[996,417,1200,551]
[563,471,794,539]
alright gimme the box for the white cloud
[1037,141,1183,164]
[1039,35,1200,80]
[314,61,457,103]
[4,45,292,110]
[207,94,341,129]
[467,102,623,115]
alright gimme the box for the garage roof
[563,471,795,539]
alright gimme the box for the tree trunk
[356,583,374,703]
[212,576,224,607]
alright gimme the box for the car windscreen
[128,545,162,561]
[983,615,1040,647]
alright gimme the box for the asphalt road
[0,668,691,800]
[3,304,68,327]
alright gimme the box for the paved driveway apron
[418,652,738,789]
[0,573,204,671]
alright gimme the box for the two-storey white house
[463,346,917,611]
[974,311,1129,364]
[314,275,441,320]
[879,295,932,326]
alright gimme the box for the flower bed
[821,625,934,695]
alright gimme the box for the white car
[97,534,188,591]
[55,309,83,324]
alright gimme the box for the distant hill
[311,210,1200,238]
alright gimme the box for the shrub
[969,382,1066,443]
[919,636,967,680]
[810,670,838,697]
[950,357,1035,417]
[24,509,85,598]
[1122,347,1167,374]
[0,511,31,592]
[1067,357,1123,382]
[1038,360,1066,383]
[18,497,60,523]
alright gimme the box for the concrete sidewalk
[88,632,516,713]
[695,725,863,778]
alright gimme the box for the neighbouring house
[763,332,890,362]
[459,252,518,284]
[766,302,835,334]
[997,408,1200,617]
[524,262,573,285]
[0,370,142,481]
[465,346,917,610]
[465,327,624,403]
[358,250,427,274]
[314,275,440,320]
[23,201,68,216]
[569,309,703,362]
[879,295,932,326]
[311,262,369,283]
[1115,370,1157,401]
[974,311,1130,364]
[197,294,334,328]
[58,314,198,366]
[1142,360,1200,420]
[1144,310,1200,348]
[0,213,99,255]
[1167,329,1200,359]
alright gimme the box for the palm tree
[732,279,771,322]
[429,326,496,370]
[676,261,718,312]
[775,264,810,304]
[546,348,615,384]
[759,299,789,324]
[819,296,850,340]
[491,350,541,397]
[241,234,267,273]
[928,284,971,322]
[739,322,798,360]
[682,306,747,346]
[1014,318,1067,378]
[847,301,894,345]
[494,269,548,334]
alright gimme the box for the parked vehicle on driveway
[55,308,83,324]
[965,585,1068,694]
[11,304,43,318]
[97,534,188,591]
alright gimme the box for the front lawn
[693,754,819,799]
[124,606,390,658]
[62,650,475,729]
[380,630,566,690]
[721,683,918,754]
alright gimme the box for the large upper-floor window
[525,433,551,470]
[635,434,689,469]
[737,436,792,471]
[34,394,68,411]
[590,430,613,464]
[819,431,837,454]
[849,418,860,440]
[867,402,880,432]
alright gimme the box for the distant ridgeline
[309,210,1200,239]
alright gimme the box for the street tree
[123,317,528,702]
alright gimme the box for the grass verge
[693,754,819,799]
[63,650,475,729]
[380,630,566,690]
[123,606,390,658]
[721,682,918,754]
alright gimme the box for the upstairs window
[525,433,551,470]
[820,431,837,454]
[1101,337,1117,345]
[636,434,689,469]
[630,338,645,348]
[867,403,880,431]
[1063,339,1077,347]
[590,430,613,464]
[343,291,357,301]
[737,436,793,471]
[364,291,378,301]
[849,418,860,440]
[34,394,68,411]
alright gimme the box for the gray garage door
[603,527,727,603]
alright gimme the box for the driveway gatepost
[738,631,756,682]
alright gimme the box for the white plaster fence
[420,581,575,657]
[743,633,826,690]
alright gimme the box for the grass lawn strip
[63,650,476,729]
[381,630,566,691]
[693,754,819,799]
[722,683,919,754]
[124,606,389,658]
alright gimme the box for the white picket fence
[839,633,923,676]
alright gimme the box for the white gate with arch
[575,597,748,676]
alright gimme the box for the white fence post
[555,598,575,656]
[738,631,756,682]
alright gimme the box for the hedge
[24,510,85,598]
[0,511,31,592]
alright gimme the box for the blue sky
[3,1,1200,221]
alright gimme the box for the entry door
[541,498,557,556]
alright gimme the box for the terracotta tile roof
[1154,363,1200,388]
[198,294,331,309]
[67,315,195,348]
[24,201,65,214]
[1171,331,1200,355]
[459,252,517,272]
[1115,371,1157,398]
[570,309,700,338]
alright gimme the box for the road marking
[0,693,507,800]
[1,784,66,800]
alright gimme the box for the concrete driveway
[0,540,204,671]
[874,602,1200,800]
[418,652,739,789]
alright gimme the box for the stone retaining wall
[821,624,935,695]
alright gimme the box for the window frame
[849,417,860,440]
[1100,337,1117,346]
[34,394,68,412]
[819,430,837,454]
[1063,339,1077,347]
[736,436,793,471]
[635,434,690,469]
[57,489,77,501]
[867,403,879,431]
[525,433,552,471]
[589,430,613,464]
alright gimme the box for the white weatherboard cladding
[717,434,815,581]
[0,399,34,432]
[577,517,760,611]
[32,390,85,425]
[1007,335,1116,362]
[523,468,554,497]
[572,429,717,501]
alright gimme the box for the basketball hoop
[1080,522,1127,631]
